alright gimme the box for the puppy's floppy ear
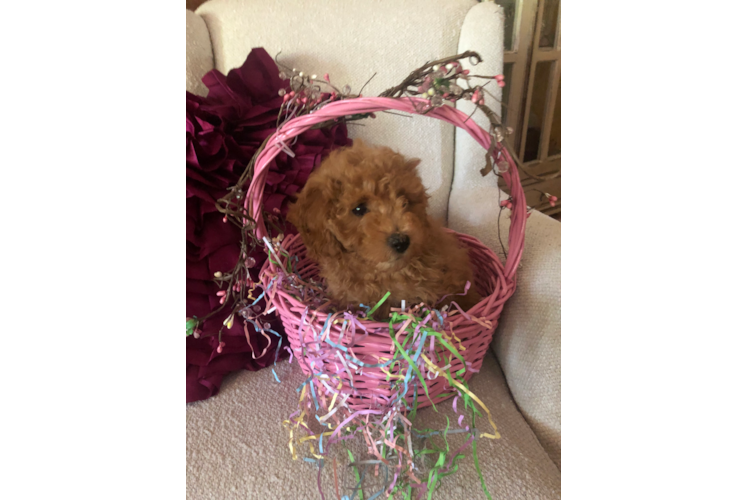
[287,174,347,261]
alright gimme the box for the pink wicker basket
[246,97,526,411]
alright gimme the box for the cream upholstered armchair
[186,1,561,498]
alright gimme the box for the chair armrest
[495,211,561,468]
[186,9,214,96]
[450,188,561,469]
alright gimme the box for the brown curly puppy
[288,140,480,318]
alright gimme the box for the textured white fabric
[449,1,561,469]
[186,10,214,97]
[495,212,561,468]
[186,351,560,499]
[195,0,478,224]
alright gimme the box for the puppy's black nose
[388,233,410,253]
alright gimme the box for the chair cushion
[186,351,560,499]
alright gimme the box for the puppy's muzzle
[387,233,410,254]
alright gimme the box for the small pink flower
[323,73,330,82]
[462,69,470,75]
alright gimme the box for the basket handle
[245,97,526,279]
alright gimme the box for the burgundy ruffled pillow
[187,48,350,403]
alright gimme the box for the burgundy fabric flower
[187,48,350,403]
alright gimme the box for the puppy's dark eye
[352,203,368,217]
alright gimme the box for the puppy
[287,140,480,318]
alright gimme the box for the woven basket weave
[246,97,526,410]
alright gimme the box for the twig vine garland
[186,50,534,499]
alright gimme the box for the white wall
[561,0,748,36]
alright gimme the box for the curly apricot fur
[287,140,480,317]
